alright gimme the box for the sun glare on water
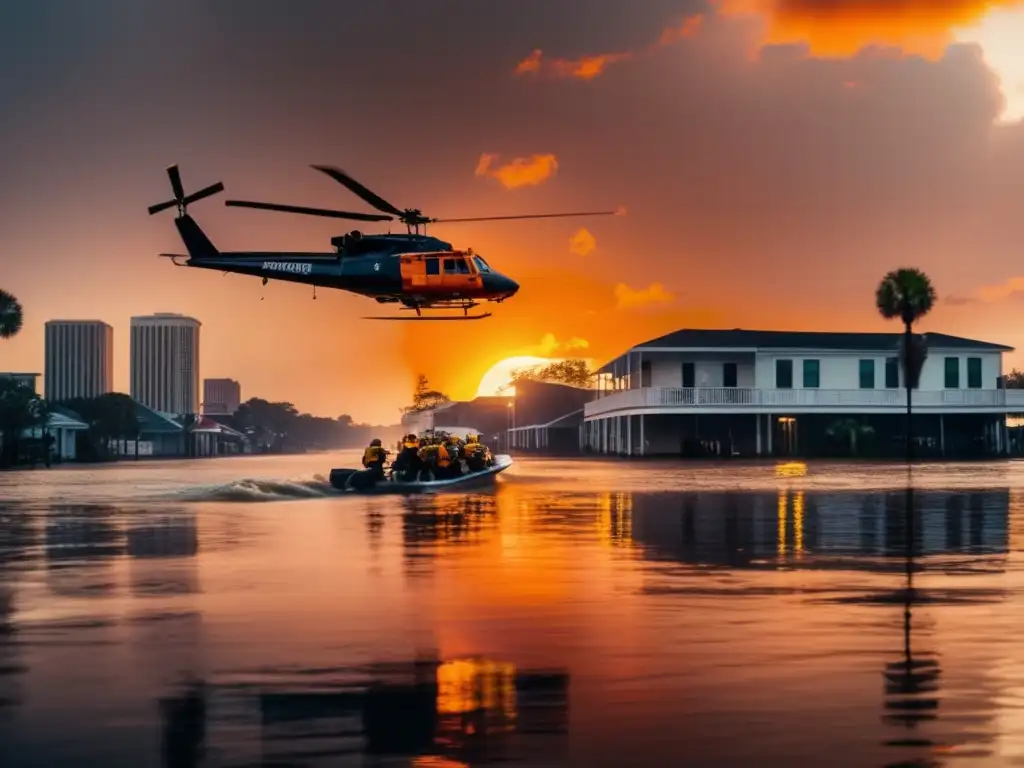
[475,356,554,397]
[953,7,1024,124]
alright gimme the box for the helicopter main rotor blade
[183,182,225,207]
[311,165,405,218]
[167,165,185,201]
[432,210,620,223]
[224,199,393,222]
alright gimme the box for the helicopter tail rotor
[148,164,225,217]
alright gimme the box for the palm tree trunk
[904,324,913,462]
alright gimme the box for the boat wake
[176,475,337,503]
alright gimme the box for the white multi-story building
[583,329,1021,458]
[202,378,241,416]
[130,313,201,415]
[44,320,113,402]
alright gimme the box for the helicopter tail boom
[175,214,219,260]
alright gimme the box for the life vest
[362,445,385,467]
[436,443,451,468]
[464,442,482,457]
[419,444,439,462]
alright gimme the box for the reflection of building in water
[401,496,498,578]
[0,585,23,717]
[44,505,125,596]
[630,489,1010,567]
[159,679,207,768]
[247,658,569,765]
[126,515,199,596]
[597,492,632,548]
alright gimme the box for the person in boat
[362,438,389,478]
[417,439,439,482]
[441,434,464,478]
[391,433,424,481]
[434,437,457,479]
[346,438,389,490]
[463,433,491,473]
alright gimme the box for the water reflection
[0,462,1021,766]
[45,505,125,597]
[127,515,200,597]
[250,657,569,765]
[630,489,1009,568]
[401,495,498,579]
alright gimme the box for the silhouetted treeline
[233,398,399,452]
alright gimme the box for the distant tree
[1004,369,1024,389]
[63,392,141,460]
[875,268,936,461]
[0,378,47,466]
[402,374,450,414]
[0,289,23,339]
[507,359,593,389]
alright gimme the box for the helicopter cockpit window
[425,257,440,275]
[443,257,470,274]
[472,256,491,273]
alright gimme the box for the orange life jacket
[436,443,451,468]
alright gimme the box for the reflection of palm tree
[882,486,941,747]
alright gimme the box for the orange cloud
[536,332,590,356]
[514,14,703,79]
[614,282,674,310]
[474,152,558,188]
[717,0,1024,60]
[947,276,1024,304]
[569,228,596,256]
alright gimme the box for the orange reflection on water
[411,756,470,767]
[436,658,517,719]
[597,491,633,548]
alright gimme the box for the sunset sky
[4,0,1024,424]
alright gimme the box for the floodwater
[1,455,1023,767]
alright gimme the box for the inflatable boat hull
[329,454,513,494]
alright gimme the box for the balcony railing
[586,387,1022,418]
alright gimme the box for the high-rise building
[130,313,201,414]
[44,320,113,402]
[203,378,241,416]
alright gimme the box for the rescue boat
[328,454,513,494]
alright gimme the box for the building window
[885,357,900,389]
[776,359,793,389]
[859,359,875,389]
[682,362,695,388]
[944,357,959,389]
[723,362,737,388]
[967,357,982,389]
[802,359,820,388]
[641,360,652,387]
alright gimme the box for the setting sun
[475,356,554,397]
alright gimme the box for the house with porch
[583,329,1021,459]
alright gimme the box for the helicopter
[148,163,619,320]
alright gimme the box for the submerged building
[583,328,1021,459]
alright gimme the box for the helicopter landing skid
[362,313,492,321]
[157,253,190,267]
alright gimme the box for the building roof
[632,329,1012,352]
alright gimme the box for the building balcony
[585,386,1024,418]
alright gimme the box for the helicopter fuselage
[182,236,519,303]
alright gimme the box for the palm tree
[876,269,936,461]
[0,290,23,339]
